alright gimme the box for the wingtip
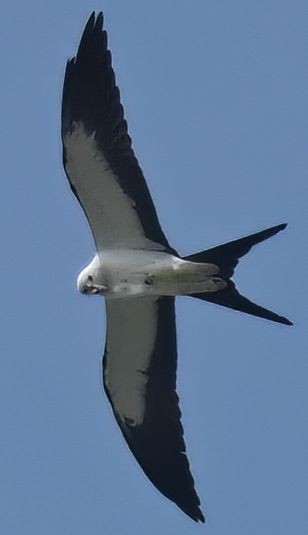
[267,222,288,237]
[281,317,293,326]
[83,11,104,34]
[192,510,206,524]
[86,11,96,29]
[75,11,107,64]
[198,510,206,524]
[271,313,293,326]
[86,10,104,29]
[182,503,205,523]
[96,11,104,30]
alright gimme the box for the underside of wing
[103,296,205,523]
[61,12,173,252]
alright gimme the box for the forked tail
[183,223,292,325]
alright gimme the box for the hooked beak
[91,284,108,295]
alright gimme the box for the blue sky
[1,1,307,533]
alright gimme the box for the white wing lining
[64,122,157,251]
[104,296,158,426]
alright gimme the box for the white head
[77,256,105,295]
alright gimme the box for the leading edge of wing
[62,12,173,252]
[103,296,205,523]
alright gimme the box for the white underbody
[77,249,226,298]
[65,123,227,429]
[79,249,225,427]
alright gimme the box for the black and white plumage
[61,12,292,523]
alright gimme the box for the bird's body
[77,249,225,298]
[62,12,292,523]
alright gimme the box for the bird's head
[77,270,98,295]
[77,259,107,295]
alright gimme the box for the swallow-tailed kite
[61,12,292,523]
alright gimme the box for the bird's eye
[85,275,93,288]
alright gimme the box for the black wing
[103,296,205,522]
[62,12,174,252]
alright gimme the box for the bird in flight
[61,12,292,523]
